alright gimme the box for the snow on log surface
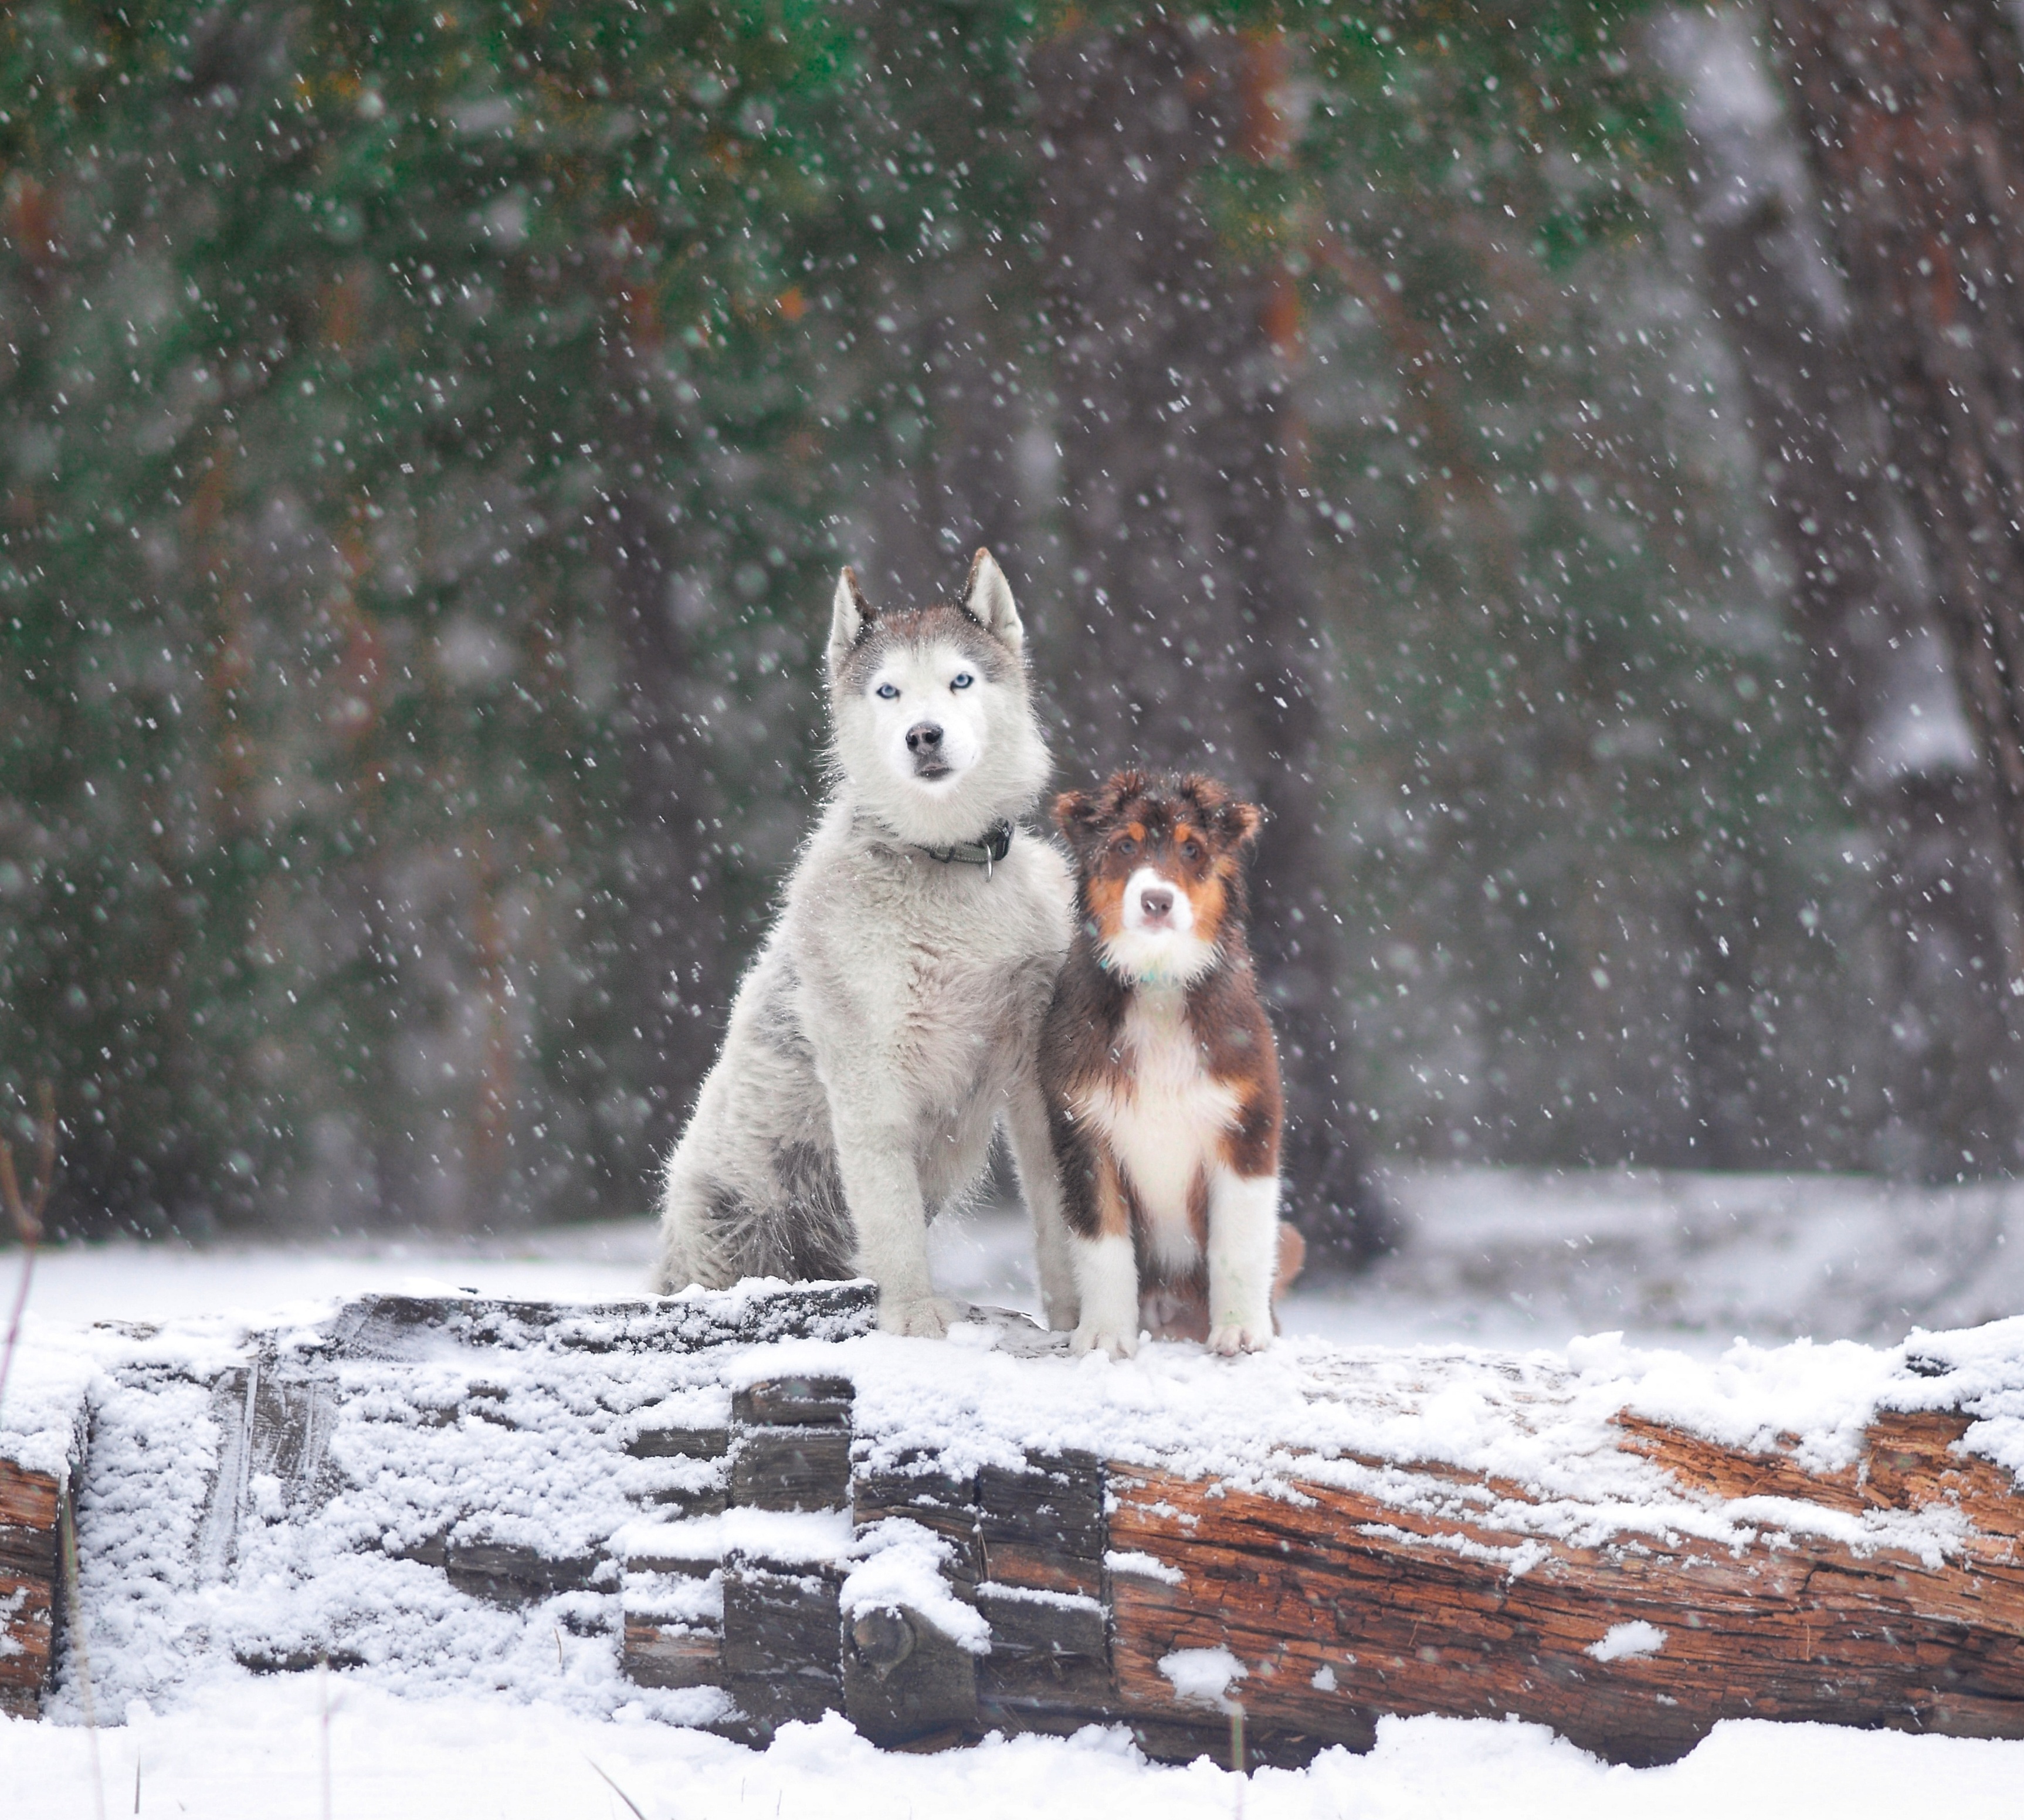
[5,1288,2024,1763]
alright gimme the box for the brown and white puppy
[1039,770,1296,1356]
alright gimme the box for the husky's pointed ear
[961,548,1023,652]
[826,567,876,679]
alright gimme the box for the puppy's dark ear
[1053,789,1101,853]
[1220,797,1264,851]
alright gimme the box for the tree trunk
[1031,18,1389,1262]
[850,256,1035,600]
[609,489,733,1206]
[1768,1,2024,1174]
[1662,6,2024,1174]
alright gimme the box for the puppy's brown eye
[1180,839,1202,862]
[1116,835,1138,857]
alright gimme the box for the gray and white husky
[652,550,1077,1338]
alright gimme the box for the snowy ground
[10,1682,2022,1820]
[23,1161,2024,1351]
[8,1164,2024,1815]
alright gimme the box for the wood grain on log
[1,1455,76,1719]
[1108,1406,2024,1768]
[628,1424,730,1460]
[730,1427,853,1513]
[0,1462,59,1531]
[977,1451,1105,1601]
[623,1618,721,1690]
[724,1561,845,1738]
[734,1377,853,1428]
[842,1602,979,1744]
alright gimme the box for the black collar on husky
[920,818,1015,875]
[859,811,1015,876]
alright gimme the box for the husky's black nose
[1139,884,1175,921]
[906,723,944,754]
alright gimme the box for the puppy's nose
[1139,885,1175,921]
[906,723,944,754]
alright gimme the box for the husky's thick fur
[652,550,1077,1338]
[1039,771,1301,1357]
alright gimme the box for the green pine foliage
[1283,5,1859,1163]
[0,1,869,1228]
[0,1,1879,1233]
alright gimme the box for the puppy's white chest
[1081,992,1235,1268]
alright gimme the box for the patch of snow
[1585,1621,1667,1663]
[0,1587,26,1657]
[611,1507,852,1569]
[976,1581,1102,1614]
[0,1317,94,1484]
[1104,1548,1184,1585]
[1303,1165,2024,1354]
[1310,1663,1337,1692]
[1159,1646,1247,1711]
[617,1567,721,1626]
[840,1519,990,1652]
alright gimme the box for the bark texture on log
[0,1419,86,1720]
[0,1462,63,1719]
[1110,1402,2024,1767]
[622,1337,2024,1767]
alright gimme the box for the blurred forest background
[6,0,2024,1263]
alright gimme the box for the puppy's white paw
[1207,1320,1271,1356]
[879,1295,950,1341]
[1072,1320,1140,1360]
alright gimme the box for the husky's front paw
[879,1295,950,1340]
[1072,1320,1140,1360]
[1207,1319,1271,1356]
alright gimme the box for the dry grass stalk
[586,1758,650,1820]
[0,1080,57,1421]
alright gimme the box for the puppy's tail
[1274,1222,1307,1298]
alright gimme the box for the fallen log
[1108,1405,2024,1765]
[628,1310,2024,1763]
[9,1287,2024,1767]
[0,1338,90,1720]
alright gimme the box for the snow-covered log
[0,1343,91,1718]
[1109,1403,2024,1765]
[10,1290,2024,1765]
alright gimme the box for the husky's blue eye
[876,683,900,700]
[951,672,974,690]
